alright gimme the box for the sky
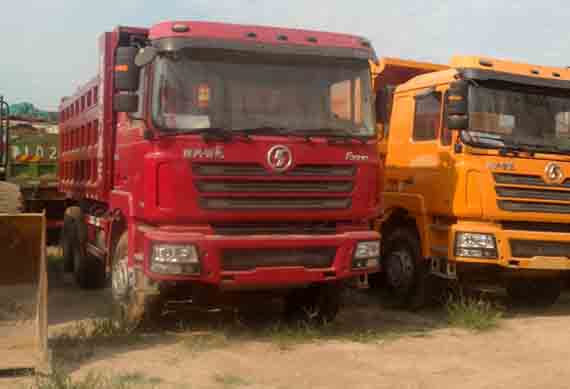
[1,0,569,110]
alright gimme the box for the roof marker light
[277,34,288,41]
[531,69,540,75]
[246,32,257,38]
[172,24,190,33]
[307,36,318,43]
[553,72,561,78]
[479,59,493,67]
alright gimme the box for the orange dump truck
[373,56,570,307]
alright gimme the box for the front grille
[502,221,570,234]
[196,180,353,193]
[498,200,570,214]
[194,163,355,211]
[496,187,570,202]
[221,247,337,271]
[510,239,570,258]
[193,163,356,177]
[494,173,570,188]
[212,222,337,235]
[199,197,351,210]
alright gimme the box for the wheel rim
[386,248,415,290]
[112,256,130,301]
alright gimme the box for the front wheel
[382,228,431,309]
[506,278,561,308]
[111,234,163,329]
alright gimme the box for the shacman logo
[267,145,293,173]
[544,162,564,184]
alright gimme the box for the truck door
[386,88,452,215]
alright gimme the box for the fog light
[454,232,497,259]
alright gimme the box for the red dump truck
[59,21,381,326]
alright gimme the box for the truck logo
[184,146,224,160]
[487,162,514,171]
[346,152,369,162]
[267,145,293,173]
[545,162,564,184]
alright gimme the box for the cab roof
[149,20,375,57]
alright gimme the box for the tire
[62,206,105,289]
[112,233,163,329]
[506,278,561,308]
[284,283,342,325]
[381,227,431,309]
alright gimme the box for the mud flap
[0,213,50,373]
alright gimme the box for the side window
[413,92,442,141]
[330,80,352,121]
[135,68,146,118]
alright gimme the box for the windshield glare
[463,85,570,151]
[151,50,375,137]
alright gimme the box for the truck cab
[59,21,381,325]
[375,56,570,307]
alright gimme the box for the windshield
[462,84,570,153]
[151,49,375,137]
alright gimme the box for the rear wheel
[382,228,431,309]
[284,283,342,324]
[506,278,561,308]
[111,233,163,329]
[62,206,105,289]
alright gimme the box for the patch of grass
[181,332,229,354]
[213,373,250,388]
[446,295,503,331]
[50,318,141,363]
[32,369,162,389]
[47,254,64,265]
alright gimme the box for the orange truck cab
[373,56,570,307]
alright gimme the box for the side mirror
[113,94,139,113]
[445,80,469,130]
[135,46,158,67]
[114,47,140,92]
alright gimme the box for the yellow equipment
[0,213,49,372]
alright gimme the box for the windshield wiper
[236,127,313,142]
[300,128,369,144]
[160,128,250,142]
[501,136,570,156]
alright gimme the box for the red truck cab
[59,21,381,325]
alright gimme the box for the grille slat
[194,163,356,177]
[213,223,337,235]
[510,239,570,258]
[502,221,570,233]
[498,200,570,214]
[200,197,351,210]
[496,187,570,202]
[197,180,353,193]
[221,247,337,271]
[494,173,570,188]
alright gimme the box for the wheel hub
[386,249,414,289]
[112,257,130,301]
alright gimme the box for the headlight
[454,232,497,259]
[151,244,200,275]
[352,241,381,270]
[354,241,381,259]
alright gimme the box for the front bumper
[136,226,380,289]
[448,221,570,271]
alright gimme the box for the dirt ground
[3,269,570,388]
